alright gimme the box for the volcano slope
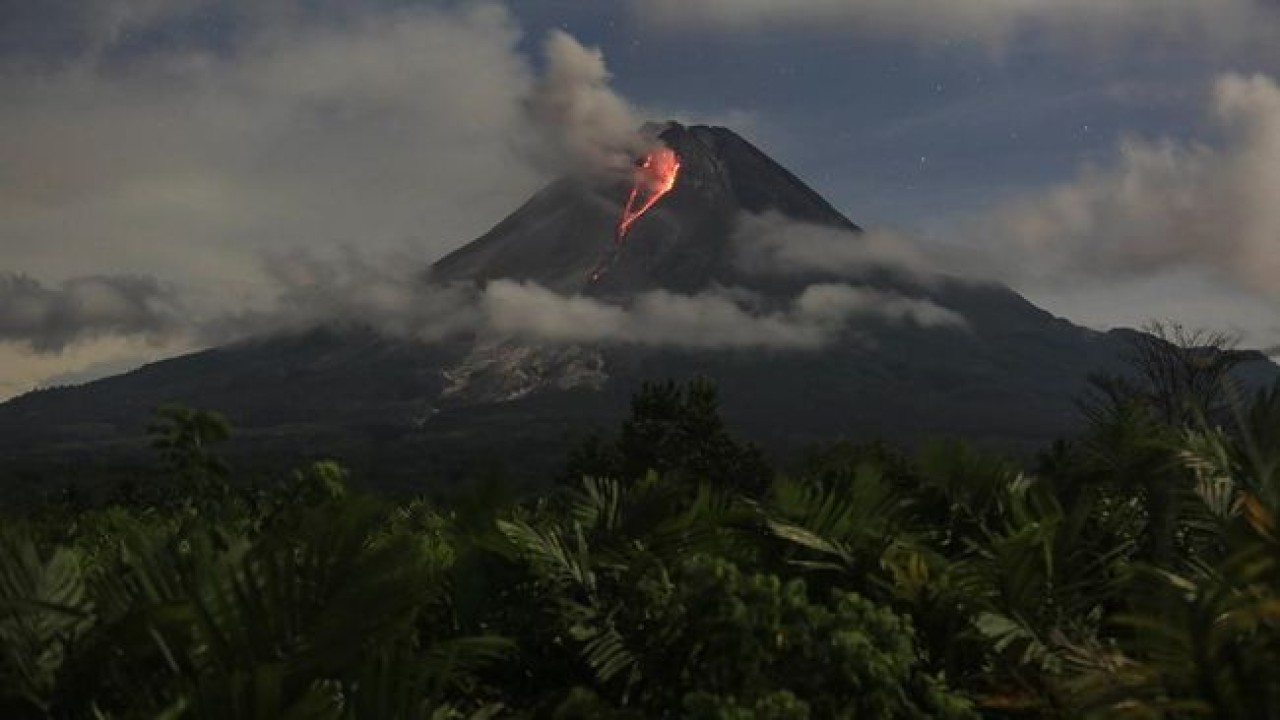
[1,122,1272,497]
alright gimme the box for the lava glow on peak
[617,147,682,239]
[590,146,682,282]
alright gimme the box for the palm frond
[0,528,94,712]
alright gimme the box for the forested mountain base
[3,340,1280,718]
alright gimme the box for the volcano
[430,123,860,296]
[1,122,1274,499]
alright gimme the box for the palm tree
[1064,411,1280,718]
[0,470,512,718]
[1079,323,1249,566]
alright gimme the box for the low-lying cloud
[194,249,482,345]
[0,273,181,352]
[0,3,672,396]
[733,212,932,280]
[1,3,655,312]
[215,255,963,351]
[482,280,963,349]
[0,244,962,353]
[62,248,957,354]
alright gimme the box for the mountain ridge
[1,121,1273,499]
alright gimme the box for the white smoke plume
[0,2,668,396]
[523,30,652,177]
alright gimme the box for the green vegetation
[3,335,1280,718]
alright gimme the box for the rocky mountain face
[430,123,858,296]
[1,122,1272,497]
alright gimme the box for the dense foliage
[3,333,1280,718]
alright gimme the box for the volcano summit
[1,123,1273,495]
[431,122,863,296]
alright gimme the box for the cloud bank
[193,249,482,346]
[196,247,964,352]
[0,3,651,305]
[25,244,941,356]
[484,280,962,350]
[1,2,540,294]
[0,2,664,395]
[0,252,966,358]
[0,273,181,352]
[961,73,1280,298]
[638,0,1280,52]
[733,212,932,280]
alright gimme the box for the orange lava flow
[589,146,681,283]
[615,147,682,241]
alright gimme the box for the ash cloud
[0,273,181,352]
[0,2,661,395]
[0,245,965,397]
[522,30,652,177]
[960,73,1280,299]
[1,1,653,322]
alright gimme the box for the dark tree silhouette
[565,378,772,495]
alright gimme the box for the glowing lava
[590,146,682,282]
[616,147,682,239]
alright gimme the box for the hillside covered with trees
[2,330,1279,718]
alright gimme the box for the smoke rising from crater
[523,30,652,177]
